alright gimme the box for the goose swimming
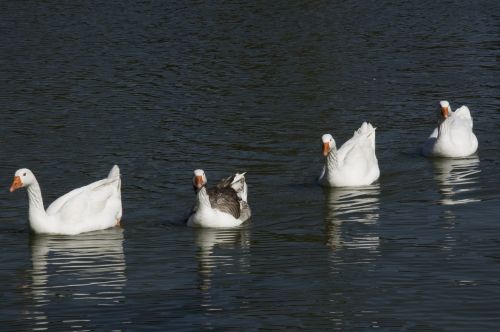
[9,165,122,235]
[422,101,478,158]
[187,169,251,228]
[319,122,380,187]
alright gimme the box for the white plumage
[10,166,122,235]
[319,122,380,187]
[422,101,478,158]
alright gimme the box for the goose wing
[47,177,120,222]
[337,123,376,166]
[208,187,240,219]
[216,172,248,202]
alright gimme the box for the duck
[422,101,478,157]
[319,122,380,187]
[187,169,251,228]
[9,165,122,235]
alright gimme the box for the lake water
[1,0,499,330]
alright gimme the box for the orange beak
[10,176,23,192]
[194,175,204,189]
[441,106,449,119]
[322,142,330,157]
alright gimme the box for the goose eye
[23,173,26,176]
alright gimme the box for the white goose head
[440,100,450,119]
[321,134,336,157]
[192,169,208,191]
[10,168,36,192]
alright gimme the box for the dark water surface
[1,1,499,330]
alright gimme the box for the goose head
[440,100,450,119]
[10,168,35,192]
[321,134,336,157]
[192,169,208,192]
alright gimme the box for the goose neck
[326,147,338,167]
[27,179,46,218]
[197,186,211,209]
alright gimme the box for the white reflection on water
[25,228,126,330]
[324,185,381,326]
[432,157,480,254]
[195,227,250,290]
[323,185,380,252]
[194,227,250,314]
[433,157,481,206]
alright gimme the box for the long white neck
[325,145,338,169]
[26,179,48,229]
[197,187,212,210]
[438,118,450,137]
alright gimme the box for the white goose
[9,165,122,235]
[187,169,251,228]
[319,122,380,187]
[422,101,478,157]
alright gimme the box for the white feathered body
[422,106,478,158]
[28,166,122,235]
[319,122,380,187]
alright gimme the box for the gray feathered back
[217,172,248,202]
[207,187,241,219]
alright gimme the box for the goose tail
[231,172,248,202]
[356,122,376,135]
[355,122,376,148]
[454,105,472,120]
[108,165,121,179]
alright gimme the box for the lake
[1,0,499,330]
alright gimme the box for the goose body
[319,122,380,187]
[10,166,122,235]
[187,170,251,228]
[422,101,478,158]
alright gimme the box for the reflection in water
[323,185,380,252]
[195,227,250,290]
[433,157,481,206]
[324,185,381,327]
[433,157,480,255]
[194,227,250,313]
[25,228,126,331]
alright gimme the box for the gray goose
[187,169,251,228]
